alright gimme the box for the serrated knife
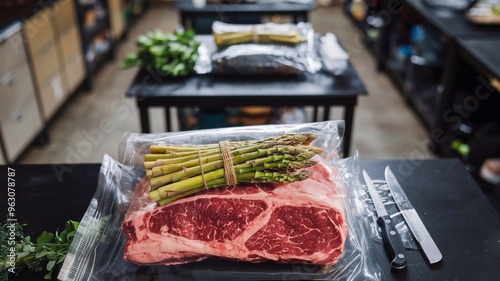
[385,166,442,264]
[363,170,407,271]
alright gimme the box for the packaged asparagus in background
[212,21,310,49]
[210,21,321,76]
[59,121,384,281]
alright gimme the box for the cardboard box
[24,9,56,55]
[63,53,85,94]
[0,97,43,162]
[53,0,78,31]
[31,41,59,89]
[0,30,26,74]
[59,25,82,63]
[0,64,36,113]
[38,72,67,120]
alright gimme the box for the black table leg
[343,105,355,157]
[313,106,319,122]
[299,12,307,23]
[292,12,307,23]
[323,106,330,121]
[432,40,458,155]
[139,103,150,133]
[165,106,172,132]
[181,13,188,29]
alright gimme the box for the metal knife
[363,170,407,271]
[385,166,442,264]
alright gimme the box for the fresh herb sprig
[121,29,201,77]
[0,220,79,281]
[493,5,500,15]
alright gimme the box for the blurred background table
[176,0,316,34]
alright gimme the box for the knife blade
[385,166,442,264]
[363,170,407,271]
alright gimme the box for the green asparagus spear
[144,133,322,205]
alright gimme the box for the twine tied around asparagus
[144,133,324,206]
[219,140,238,186]
[251,25,259,43]
[198,141,237,190]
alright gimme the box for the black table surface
[176,1,315,13]
[456,36,500,80]
[363,159,500,280]
[126,65,366,107]
[403,0,500,38]
[0,164,100,281]
[2,158,500,280]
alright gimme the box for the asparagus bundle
[214,31,306,48]
[212,21,307,48]
[144,133,324,206]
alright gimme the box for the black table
[126,68,365,157]
[363,159,500,280]
[176,1,315,34]
[403,0,500,39]
[456,36,500,82]
[0,164,100,281]
[125,38,367,157]
[2,159,500,280]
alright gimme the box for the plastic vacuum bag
[210,21,321,75]
[194,21,322,75]
[361,180,419,250]
[59,121,383,281]
[211,43,318,75]
[320,33,349,76]
[193,35,321,76]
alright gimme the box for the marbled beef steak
[122,161,347,265]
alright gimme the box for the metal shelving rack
[75,0,115,90]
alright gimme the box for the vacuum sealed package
[193,35,320,76]
[59,121,383,281]
[210,21,321,75]
[212,21,310,49]
[211,43,317,75]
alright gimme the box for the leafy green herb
[121,29,201,77]
[0,220,79,281]
[493,5,500,15]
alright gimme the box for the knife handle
[377,215,407,271]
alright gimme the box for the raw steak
[122,160,347,266]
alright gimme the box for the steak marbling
[122,160,347,266]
